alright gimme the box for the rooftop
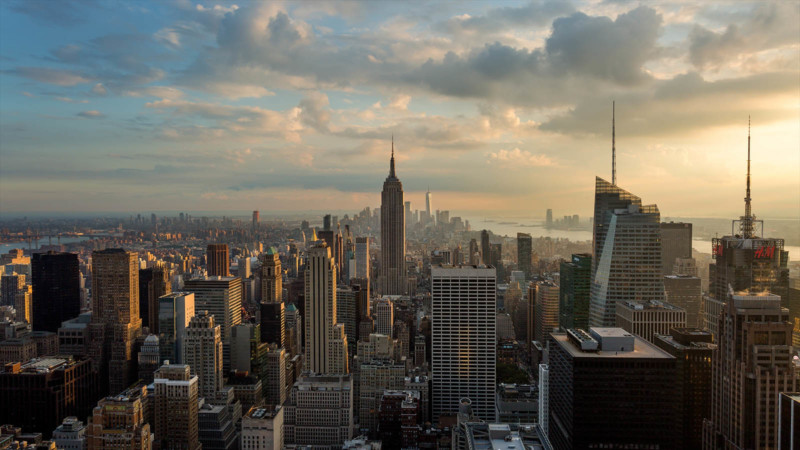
[554,330,673,360]
[465,423,552,450]
[619,300,684,311]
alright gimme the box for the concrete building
[86,385,152,450]
[431,265,496,422]
[354,237,370,281]
[51,417,87,450]
[57,312,91,357]
[157,292,194,364]
[336,285,358,354]
[241,405,283,450]
[548,328,678,449]
[152,363,200,450]
[378,390,420,449]
[284,374,354,449]
[88,248,142,396]
[663,274,702,328]
[206,243,230,277]
[304,243,349,374]
[373,297,394,337]
[452,421,552,450]
[615,300,686,343]
[136,334,160,383]
[380,145,407,296]
[495,384,537,424]
[534,281,559,344]
[259,248,282,304]
[198,400,237,450]
[660,222,692,275]
[184,311,223,399]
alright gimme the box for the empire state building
[380,141,407,295]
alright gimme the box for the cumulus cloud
[487,148,554,167]
[77,110,105,118]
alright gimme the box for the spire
[390,135,396,177]
[612,101,616,186]
[742,116,754,238]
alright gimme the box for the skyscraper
[380,142,407,295]
[534,281,559,344]
[304,243,349,374]
[517,233,532,278]
[589,178,664,327]
[480,230,490,266]
[468,239,479,265]
[664,274,703,328]
[660,222,692,275]
[559,254,591,330]
[425,188,433,224]
[703,291,796,449]
[548,328,678,449]
[284,374,354,447]
[252,210,259,233]
[354,237,370,280]
[1,272,25,308]
[183,275,242,370]
[431,265,496,422]
[206,244,230,277]
[259,247,282,303]
[32,251,81,333]
[152,363,201,450]
[88,248,142,395]
[158,292,195,364]
[545,209,553,228]
[138,264,171,333]
[183,311,223,400]
[615,300,686,343]
[374,297,394,336]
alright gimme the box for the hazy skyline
[1,1,798,219]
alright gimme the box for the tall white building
[158,292,195,364]
[184,311,223,399]
[373,297,394,336]
[425,188,433,224]
[354,237,370,280]
[431,265,496,422]
[304,243,348,374]
[538,364,549,439]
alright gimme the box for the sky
[0,0,798,219]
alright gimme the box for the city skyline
[1,1,798,218]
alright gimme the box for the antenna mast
[612,101,616,186]
[742,117,754,238]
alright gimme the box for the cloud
[487,148,554,167]
[91,83,108,96]
[77,110,105,118]
[55,97,89,103]
[8,67,91,86]
[444,1,576,34]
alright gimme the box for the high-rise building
[15,285,31,324]
[252,210,260,233]
[198,400,237,450]
[653,328,714,450]
[615,300,686,343]
[32,252,80,333]
[336,285,357,354]
[152,363,201,450]
[559,254,591,331]
[241,405,283,450]
[284,374,354,448]
[425,188,433,225]
[137,334,160,383]
[378,390,421,449]
[663,274,702,328]
[238,256,251,279]
[354,237,370,280]
[184,311,223,399]
[138,265,171,333]
[1,272,24,307]
[545,209,553,228]
[480,230,490,266]
[374,297,394,336]
[517,233,532,278]
[538,364,549,438]
[660,222,692,275]
[88,248,142,395]
[0,356,96,438]
[157,292,195,364]
[703,292,796,449]
[183,275,242,369]
[380,143,407,296]
[206,244,230,277]
[86,384,152,450]
[431,265,496,422]
[534,281,559,344]
[285,303,302,357]
[264,346,286,407]
[260,299,285,347]
[589,178,664,327]
[548,328,678,449]
[259,248,282,303]
[52,416,87,450]
[778,393,800,450]
[468,239,479,265]
[304,243,349,374]
[357,358,405,434]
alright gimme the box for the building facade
[380,146,407,296]
[32,251,80,333]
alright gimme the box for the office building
[86,385,151,450]
[15,285,31,323]
[517,233,532,278]
[284,374,354,448]
[152,363,200,450]
[495,384,538,424]
[241,405,283,450]
[51,416,87,450]
[0,357,96,438]
[425,188,433,224]
[431,265,496,422]
[660,222,692,275]
[252,210,260,233]
[358,360,406,434]
[336,285,358,354]
[380,144,407,296]
[703,292,796,449]
[548,328,677,449]
[663,274,703,327]
[374,297,394,336]
[183,275,242,370]
[184,311,223,399]
[590,178,664,327]
[198,400,237,450]
[138,265,170,333]
[206,244,230,277]
[378,390,420,449]
[238,256,251,279]
[260,248,282,303]
[264,346,286,407]
[285,303,302,357]
[57,312,91,357]
[136,334,160,383]
[32,252,80,333]
[558,254,591,331]
[88,248,142,395]
[304,243,349,374]
[227,373,262,413]
[480,230,490,266]
[354,237,370,280]
[615,300,686,343]
[259,301,285,347]
[653,328,714,449]
[534,281,559,344]
[157,292,194,364]
[469,239,480,265]
[453,422,552,450]
[779,393,800,450]
[1,272,24,308]
[538,365,549,437]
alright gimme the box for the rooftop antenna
[742,116,754,238]
[389,134,396,177]
[612,101,616,186]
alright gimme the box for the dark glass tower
[139,265,171,333]
[559,253,591,330]
[516,233,532,278]
[32,251,81,332]
[380,141,406,295]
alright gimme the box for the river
[0,236,92,253]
